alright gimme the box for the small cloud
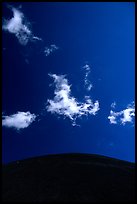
[2,5,42,45]
[121,104,135,125]
[32,36,42,41]
[46,74,99,126]
[44,44,59,56]
[108,102,135,126]
[82,64,93,91]
[111,102,116,109]
[2,111,36,130]
[86,83,93,91]
[108,115,117,124]
[83,64,91,72]
[108,110,119,124]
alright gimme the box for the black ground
[2,153,135,202]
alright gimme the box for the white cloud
[83,64,91,72]
[82,64,93,91]
[44,44,59,56]
[108,102,135,126]
[2,6,42,45]
[111,101,116,109]
[46,74,100,126]
[2,111,36,130]
[32,36,42,41]
[108,115,117,124]
[86,83,93,91]
[121,104,135,125]
[108,110,120,124]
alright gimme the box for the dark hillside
[2,153,135,202]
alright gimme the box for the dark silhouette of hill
[2,153,135,202]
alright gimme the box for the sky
[2,2,135,164]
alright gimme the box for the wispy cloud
[111,101,116,109]
[2,5,42,45]
[46,74,99,126]
[32,36,42,41]
[2,111,36,130]
[44,44,59,56]
[82,64,93,91]
[108,102,135,125]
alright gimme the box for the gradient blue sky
[2,2,135,164]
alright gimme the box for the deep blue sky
[2,2,135,164]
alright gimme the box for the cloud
[108,110,120,124]
[32,36,42,41]
[82,64,93,91]
[2,111,36,130]
[46,74,99,126]
[2,6,42,45]
[108,102,135,125]
[111,101,116,109]
[121,103,135,125]
[44,44,59,56]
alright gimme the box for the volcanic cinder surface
[2,153,135,202]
